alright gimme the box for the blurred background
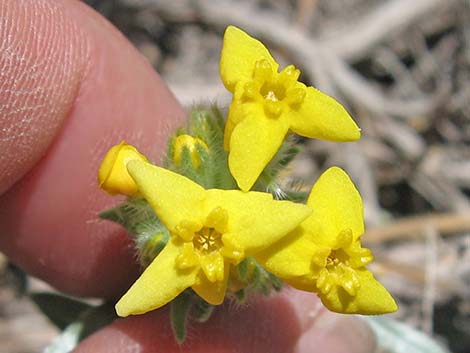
[1,0,469,352]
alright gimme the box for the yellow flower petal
[98,141,148,196]
[126,160,206,231]
[318,268,398,314]
[205,189,312,254]
[116,238,198,317]
[192,263,230,305]
[220,26,278,92]
[228,113,290,191]
[199,251,225,283]
[255,224,317,280]
[288,87,361,141]
[223,90,247,150]
[307,167,365,247]
[223,112,237,150]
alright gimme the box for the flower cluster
[98,25,396,339]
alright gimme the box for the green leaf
[44,321,83,353]
[5,263,28,297]
[30,292,92,330]
[364,317,451,353]
[78,302,117,340]
[43,302,117,353]
[170,291,193,343]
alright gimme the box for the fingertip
[0,0,89,194]
[74,291,377,353]
[294,312,376,353]
[75,295,302,353]
[0,0,185,297]
[278,287,377,353]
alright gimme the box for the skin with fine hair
[0,1,376,352]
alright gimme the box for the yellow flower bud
[98,141,148,196]
[173,134,208,169]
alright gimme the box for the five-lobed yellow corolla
[113,158,311,317]
[220,26,361,191]
[256,167,397,314]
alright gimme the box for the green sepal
[99,197,158,235]
[171,140,211,187]
[254,266,283,295]
[252,135,302,199]
[170,290,193,344]
[137,229,170,268]
[189,104,226,137]
[190,296,215,323]
[164,105,237,190]
[234,257,283,298]
[282,188,309,203]
[237,255,253,282]
[264,135,301,178]
[233,288,246,302]
[99,197,170,267]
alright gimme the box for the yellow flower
[115,159,311,317]
[172,134,208,168]
[98,141,148,196]
[220,26,361,191]
[256,167,397,314]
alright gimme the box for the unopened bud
[98,141,148,196]
[173,134,208,169]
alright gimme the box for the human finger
[0,0,185,298]
[74,289,376,353]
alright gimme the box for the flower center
[325,249,348,268]
[317,248,360,296]
[260,82,286,102]
[241,59,306,118]
[174,207,244,283]
[194,227,222,254]
[314,229,373,297]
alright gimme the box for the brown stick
[364,211,470,243]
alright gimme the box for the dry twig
[364,211,470,243]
